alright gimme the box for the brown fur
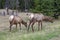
[27,14,54,32]
[43,16,54,23]
[9,15,27,31]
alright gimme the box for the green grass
[0,26,60,40]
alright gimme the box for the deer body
[9,15,27,31]
[27,13,53,32]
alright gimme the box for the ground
[0,10,60,40]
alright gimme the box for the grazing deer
[9,15,27,31]
[27,13,54,32]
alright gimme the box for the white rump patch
[29,14,34,19]
[9,15,14,21]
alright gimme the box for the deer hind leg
[27,20,33,32]
[31,21,35,32]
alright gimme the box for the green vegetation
[0,26,60,40]
[0,0,60,16]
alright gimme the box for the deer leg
[38,22,40,31]
[40,21,42,30]
[31,22,35,32]
[27,20,33,31]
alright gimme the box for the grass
[0,24,60,40]
[0,26,60,40]
[0,13,60,40]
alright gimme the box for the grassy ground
[0,12,60,40]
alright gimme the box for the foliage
[0,0,60,16]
